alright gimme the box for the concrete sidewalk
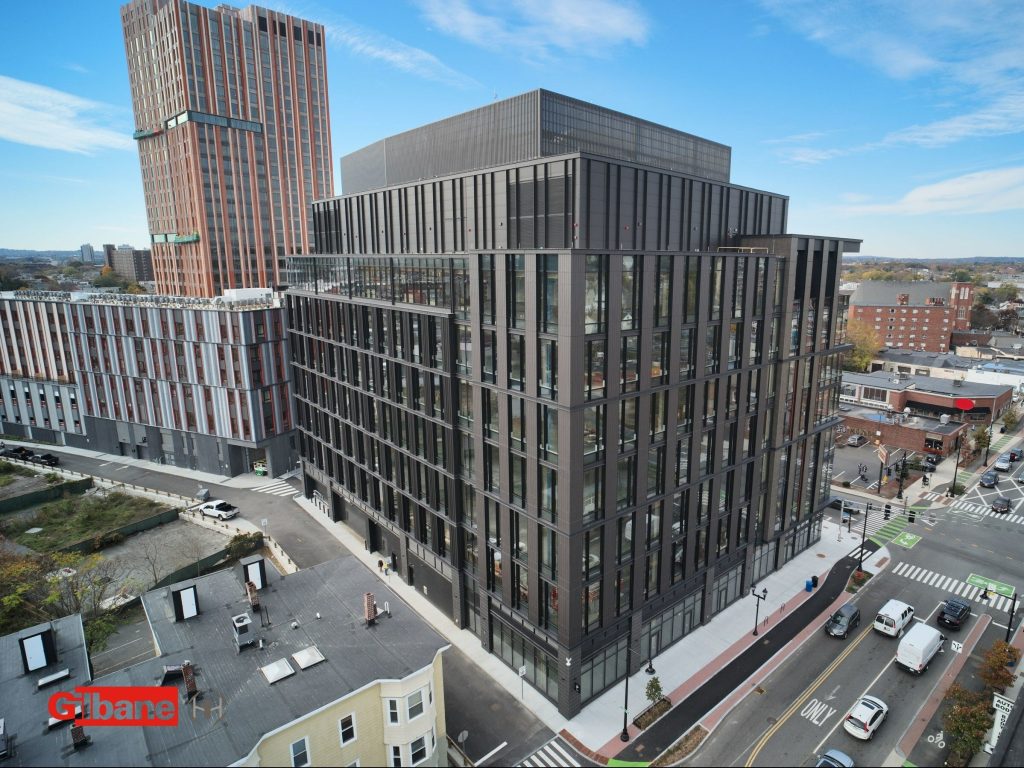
[291,487,869,760]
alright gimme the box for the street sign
[876,446,889,465]
[987,693,1015,754]
[955,397,976,411]
[951,641,964,654]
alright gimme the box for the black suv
[937,597,972,630]
[824,604,861,639]
[32,453,60,467]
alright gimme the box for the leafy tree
[974,287,994,306]
[994,284,1021,302]
[970,305,998,330]
[979,640,1021,692]
[227,532,264,560]
[0,548,127,634]
[997,308,1019,331]
[126,282,147,295]
[645,676,664,706]
[949,269,973,282]
[973,425,991,455]
[943,683,992,759]
[1004,407,1020,431]
[843,318,883,372]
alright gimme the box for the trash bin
[253,461,267,477]
[805,579,813,592]
[812,575,819,589]
[1001,426,1007,434]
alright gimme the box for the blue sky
[1,0,1022,258]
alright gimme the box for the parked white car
[199,500,239,520]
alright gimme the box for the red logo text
[48,686,179,727]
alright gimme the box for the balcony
[172,233,200,244]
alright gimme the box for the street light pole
[1007,592,1018,644]
[620,647,631,742]
[942,434,958,499]
[896,450,906,500]
[752,586,767,636]
[984,412,994,465]
[859,503,870,572]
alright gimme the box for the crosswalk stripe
[548,742,580,767]
[926,572,942,586]
[907,566,922,580]
[938,576,953,591]
[995,596,1008,612]
[893,562,908,575]
[953,582,966,596]
[965,586,980,600]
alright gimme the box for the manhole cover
[755,686,766,695]
[767,717,777,725]
[817,553,827,558]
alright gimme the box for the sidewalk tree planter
[846,569,873,593]
[652,724,709,766]
[942,683,992,767]
[632,695,671,729]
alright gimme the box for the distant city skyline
[0,0,1022,259]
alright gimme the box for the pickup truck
[198,500,239,520]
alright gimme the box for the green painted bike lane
[869,517,909,547]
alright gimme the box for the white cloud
[63,63,90,74]
[758,0,1024,157]
[278,2,477,88]
[322,17,478,88]
[837,167,1024,216]
[0,75,132,154]
[416,0,649,59]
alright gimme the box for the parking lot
[832,437,937,493]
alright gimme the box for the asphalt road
[692,455,1024,767]
[34,447,347,568]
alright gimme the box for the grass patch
[4,492,170,552]
[0,459,36,478]
[652,724,708,766]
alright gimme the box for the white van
[896,623,945,673]
[874,599,915,637]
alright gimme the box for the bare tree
[135,535,168,588]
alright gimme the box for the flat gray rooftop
[3,556,449,767]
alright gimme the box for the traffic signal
[909,508,916,523]
[884,504,892,520]
[886,466,893,477]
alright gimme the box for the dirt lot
[99,518,233,594]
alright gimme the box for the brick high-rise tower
[122,0,333,297]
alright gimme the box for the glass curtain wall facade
[287,92,858,718]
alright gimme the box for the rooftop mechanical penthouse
[285,90,860,717]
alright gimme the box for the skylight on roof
[292,646,326,669]
[260,658,296,684]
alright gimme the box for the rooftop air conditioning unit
[940,414,950,425]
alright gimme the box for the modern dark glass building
[286,90,859,717]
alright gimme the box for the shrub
[227,532,264,560]
[842,480,851,488]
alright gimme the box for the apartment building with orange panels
[847,281,974,353]
[0,290,295,476]
[121,0,333,297]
